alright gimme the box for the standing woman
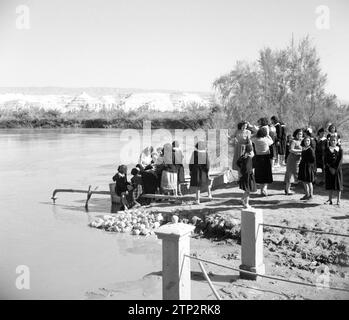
[284,129,303,195]
[251,127,274,196]
[232,121,252,173]
[315,128,327,185]
[189,141,212,204]
[298,136,316,200]
[324,136,343,206]
[327,124,341,146]
[172,140,185,196]
[160,143,178,196]
[269,123,278,167]
[271,116,287,166]
[237,144,256,208]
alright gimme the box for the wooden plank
[141,194,223,202]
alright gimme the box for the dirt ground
[86,165,349,300]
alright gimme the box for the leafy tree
[213,36,347,134]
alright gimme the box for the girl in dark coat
[112,165,133,210]
[298,137,316,201]
[315,128,327,185]
[324,135,343,206]
[139,152,161,205]
[189,141,212,204]
[237,144,256,208]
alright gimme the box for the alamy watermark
[315,5,330,30]
[16,5,30,30]
[15,265,30,290]
[314,265,330,289]
[118,120,229,167]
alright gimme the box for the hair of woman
[317,128,325,135]
[237,121,247,130]
[271,115,279,123]
[328,124,337,132]
[258,117,269,127]
[118,164,127,173]
[293,129,303,139]
[131,167,140,176]
[256,127,268,138]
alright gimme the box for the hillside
[0,87,214,113]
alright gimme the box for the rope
[198,262,222,300]
[185,255,349,293]
[261,223,349,238]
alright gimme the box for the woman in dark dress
[315,128,327,185]
[189,141,212,204]
[237,144,256,208]
[172,140,185,196]
[324,135,343,206]
[271,116,287,166]
[139,152,161,205]
[298,137,316,201]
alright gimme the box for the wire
[261,223,349,238]
[185,254,349,293]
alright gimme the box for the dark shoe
[300,195,309,200]
[324,199,333,205]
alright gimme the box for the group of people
[233,117,343,208]
[112,140,212,210]
[112,116,344,211]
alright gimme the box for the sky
[0,0,348,99]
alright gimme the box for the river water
[0,129,168,299]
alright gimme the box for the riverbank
[86,166,349,300]
[0,108,213,129]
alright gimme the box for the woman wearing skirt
[189,141,212,204]
[284,129,303,195]
[324,135,343,206]
[251,127,274,196]
[298,136,316,201]
[172,140,185,196]
[161,143,178,196]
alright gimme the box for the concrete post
[239,208,265,280]
[155,222,195,300]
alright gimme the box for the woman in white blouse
[251,127,274,196]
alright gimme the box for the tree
[213,36,342,133]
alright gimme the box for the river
[0,129,169,299]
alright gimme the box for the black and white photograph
[0,0,348,303]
